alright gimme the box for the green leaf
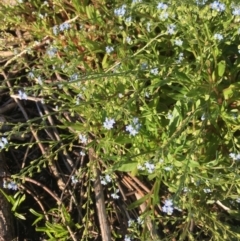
[223,86,234,100]
[153,179,160,205]
[114,161,138,172]
[14,212,26,220]
[128,193,151,210]
[217,60,226,77]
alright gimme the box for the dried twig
[89,148,111,241]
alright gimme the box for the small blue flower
[157,2,168,10]
[114,5,127,17]
[232,7,240,16]
[52,25,58,35]
[103,118,115,130]
[59,22,71,32]
[4,181,18,191]
[162,199,174,215]
[106,46,114,54]
[46,46,58,58]
[159,12,169,20]
[125,16,132,24]
[18,90,28,100]
[210,1,225,12]
[28,71,35,79]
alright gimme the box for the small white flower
[76,97,80,105]
[137,216,144,225]
[128,219,134,227]
[3,180,7,189]
[183,187,189,193]
[196,0,207,5]
[124,236,131,241]
[100,179,107,185]
[174,39,183,46]
[230,152,240,161]
[176,53,184,64]
[167,24,176,35]
[118,93,124,98]
[150,67,158,75]
[106,46,114,54]
[145,92,150,98]
[105,174,112,183]
[164,165,173,171]
[71,175,78,184]
[145,162,155,173]
[79,134,87,144]
[126,36,132,44]
[18,90,28,100]
[167,112,173,119]
[80,151,85,156]
[111,189,120,199]
[201,113,206,121]
[28,72,35,79]
[159,12,169,20]
[214,33,223,41]
[132,117,139,124]
[37,76,43,85]
[203,188,211,193]
[2,137,8,145]
[232,7,240,16]
[100,174,112,185]
[103,117,115,130]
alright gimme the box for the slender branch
[89,148,111,241]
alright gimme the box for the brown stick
[90,148,111,241]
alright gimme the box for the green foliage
[1,0,240,240]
